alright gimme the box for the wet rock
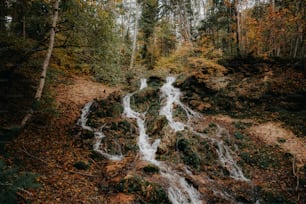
[157,130,176,154]
[147,115,167,136]
[147,76,164,87]
[143,164,160,174]
[197,102,212,112]
[116,175,169,203]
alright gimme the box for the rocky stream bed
[75,61,306,204]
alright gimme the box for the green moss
[233,121,251,129]
[73,161,90,170]
[108,103,123,117]
[81,130,95,139]
[143,164,160,174]
[118,120,131,131]
[177,138,190,152]
[277,138,286,143]
[182,152,201,169]
[240,149,279,170]
[209,123,217,128]
[116,176,169,203]
[259,189,295,204]
[177,139,200,169]
[234,132,244,140]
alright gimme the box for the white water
[78,102,123,161]
[123,78,202,204]
[139,78,147,90]
[78,101,94,131]
[159,76,249,182]
[159,77,200,131]
[123,92,160,162]
[78,76,251,203]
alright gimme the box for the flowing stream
[78,102,123,161]
[123,78,202,204]
[78,76,252,203]
[159,76,248,182]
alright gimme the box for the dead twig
[22,145,49,165]
[292,157,300,201]
[21,145,95,178]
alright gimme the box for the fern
[0,159,40,204]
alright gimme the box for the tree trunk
[294,37,299,59]
[129,3,140,70]
[0,1,6,32]
[21,0,60,128]
[234,0,240,56]
[270,0,275,11]
[22,15,26,39]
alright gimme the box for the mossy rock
[73,161,90,170]
[116,175,169,203]
[81,130,95,139]
[107,103,123,117]
[147,76,164,88]
[177,139,200,169]
[234,132,244,140]
[177,138,190,152]
[182,151,201,169]
[143,164,160,174]
[240,149,278,170]
[147,115,167,136]
[259,189,295,204]
[147,102,161,116]
[90,150,105,161]
[118,120,131,131]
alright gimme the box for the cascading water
[78,102,123,161]
[123,93,160,162]
[139,78,147,90]
[159,76,248,182]
[159,77,200,131]
[123,78,203,204]
[78,101,94,131]
[77,76,254,203]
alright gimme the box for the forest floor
[1,60,305,203]
[211,115,306,166]
[2,71,121,203]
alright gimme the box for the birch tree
[129,2,141,70]
[21,0,60,127]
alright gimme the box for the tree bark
[129,2,140,70]
[21,0,60,128]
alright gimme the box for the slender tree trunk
[34,0,59,100]
[21,0,60,128]
[0,1,6,32]
[22,15,26,39]
[234,0,240,56]
[294,37,299,59]
[129,3,140,70]
[270,0,275,12]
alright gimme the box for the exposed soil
[54,75,119,126]
[249,122,306,165]
[212,115,306,166]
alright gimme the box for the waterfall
[78,102,123,161]
[123,78,203,204]
[77,76,253,203]
[159,77,200,131]
[139,78,147,90]
[159,76,248,181]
